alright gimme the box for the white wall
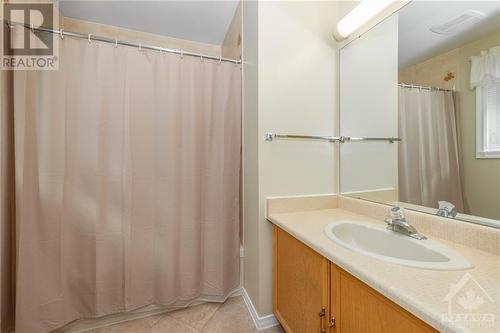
[243,0,338,317]
[339,14,399,193]
[260,1,337,196]
[242,0,260,312]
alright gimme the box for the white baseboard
[241,288,279,331]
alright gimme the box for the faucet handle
[389,206,405,220]
[437,201,457,218]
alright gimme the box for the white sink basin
[324,221,472,270]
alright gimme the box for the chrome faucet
[384,207,426,240]
[436,201,458,218]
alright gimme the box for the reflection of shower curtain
[1,27,241,333]
[398,87,464,212]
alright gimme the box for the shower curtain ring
[59,29,64,40]
[88,34,92,44]
[114,39,118,48]
[30,23,34,33]
[138,43,142,51]
[180,49,184,59]
[219,55,222,64]
[200,55,203,62]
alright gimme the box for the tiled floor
[89,296,284,333]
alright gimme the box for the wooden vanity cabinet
[331,265,438,333]
[273,226,438,333]
[273,227,330,333]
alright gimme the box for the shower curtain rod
[4,20,242,64]
[398,83,454,92]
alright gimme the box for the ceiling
[58,1,240,45]
[399,0,500,68]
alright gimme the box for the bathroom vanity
[268,195,500,333]
[273,226,437,333]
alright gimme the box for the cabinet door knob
[318,307,326,317]
[329,317,336,327]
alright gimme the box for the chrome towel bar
[264,133,401,143]
[345,136,402,143]
[265,133,341,142]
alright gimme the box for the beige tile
[148,315,199,333]
[201,296,255,333]
[168,302,220,330]
[91,315,161,333]
[258,325,284,333]
[86,297,256,333]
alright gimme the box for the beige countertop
[267,207,500,333]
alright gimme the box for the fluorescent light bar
[336,0,396,39]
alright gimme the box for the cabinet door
[331,264,438,333]
[274,226,330,333]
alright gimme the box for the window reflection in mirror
[339,1,500,228]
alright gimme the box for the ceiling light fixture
[335,0,398,40]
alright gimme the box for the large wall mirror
[339,1,500,228]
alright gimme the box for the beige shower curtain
[398,87,464,212]
[3,28,241,333]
